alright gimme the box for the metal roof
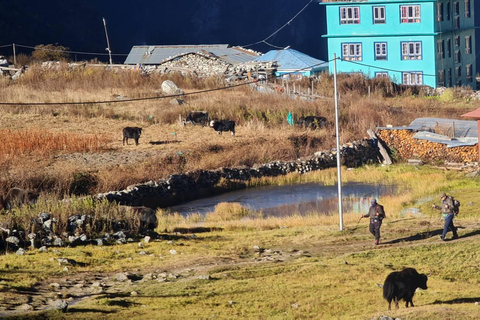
[253,48,328,72]
[462,107,480,119]
[124,44,260,65]
[377,117,478,148]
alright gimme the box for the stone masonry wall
[97,139,380,209]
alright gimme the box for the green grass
[1,165,480,319]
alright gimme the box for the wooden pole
[13,43,16,66]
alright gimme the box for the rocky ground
[1,221,478,317]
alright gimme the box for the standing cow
[183,111,209,127]
[383,268,428,310]
[209,120,235,136]
[122,127,142,146]
[297,116,327,129]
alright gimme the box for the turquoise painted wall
[327,35,437,87]
[322,0,476,89]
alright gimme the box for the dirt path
[1,221,478,317]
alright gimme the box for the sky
[0,0,327,64]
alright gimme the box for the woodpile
[376,129,478,163]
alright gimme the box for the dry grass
[0,66,477,197]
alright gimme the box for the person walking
[432,192,459,240]
[363,198,386,245]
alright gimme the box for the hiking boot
[375,240,379,245]
[440,236,445,241]
[452,234,459,240]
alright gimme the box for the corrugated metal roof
[253,48,328,72]
[377,117,478,148]
[462,107,480,118]
[124,44,260,65]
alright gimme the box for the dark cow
[210,120,235,136]
[122,127,142,146]
[383,268,428,310]
[1,187,39,210]
[183,111,209,126]
[297,116,327,129]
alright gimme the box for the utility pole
[103,18,113,65]
[13,43,16,66]
[333,53,343,231]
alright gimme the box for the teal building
[321,0,476,88]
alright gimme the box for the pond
[166,182,397,217]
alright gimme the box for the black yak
[183,111,209,126]
[297,116,327,129]
[209,120,235,136]
[122,127,142,146]
[383,267,428,310]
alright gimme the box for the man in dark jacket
[363,198,386,245]
[432,192,459,240]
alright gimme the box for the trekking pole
[354,215,363,229]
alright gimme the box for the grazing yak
[183,111,209,126]
[383,268,428,310]
[210,120,235,136]
[0,187,39,210]
[297,115,327,129]
[122,127,142,146]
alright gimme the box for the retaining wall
[97,139,380,209]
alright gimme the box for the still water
[167,182,397,217]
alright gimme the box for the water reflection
[167,182,397,217]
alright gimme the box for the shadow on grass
[382,229,443,244]
[431,297,480,305]
[67,308,116,314]
[149,140,181,145]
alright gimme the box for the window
[465,0,471,18]
[375,72,389,78]
[375,42,387,60]
[454,16,460,29]
[446,2,451,20]
[456,66,461,78]
[437,40,444,59]
[402,72,423,85]
[340,7,360,24]
[447,39,451,58]
[342,43,362,61]
[465,36,471,54]
[373,6,386,24]
[438,70,445,86]
[466,64,473,82]
[437,3,443,21]
[402,42,422,60]
[401,5,420,23]
[454,2,459,15]
[455,50,461,63]
[455,35,460,47]
[447,68,452,87]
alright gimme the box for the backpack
[453,198,460,215]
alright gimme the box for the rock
[115,273,129,282]
[6,236,20,245]
[16,248,25,255]
[169,249,177,255]
[53,300,68,312]
[161,80,184,95]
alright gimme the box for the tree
[31,43,71,62]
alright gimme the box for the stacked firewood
[376,129,478,163]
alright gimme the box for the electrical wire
[0,58,335,106]
[14,44,127,56]
[242,0,315,49]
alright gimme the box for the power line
[15,44,127,56]
[242,0,315,49]
[341,58,437,77]
[0,44,12,49]
[0,58,335,107]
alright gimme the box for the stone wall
[97,139,380,209]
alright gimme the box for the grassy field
[0,165,479,319]
[0,66,479,319]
